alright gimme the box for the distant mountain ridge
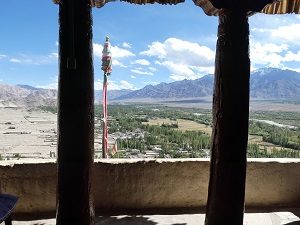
[0,83,133,107]
[17,84,40,91]
[250,68,300,99]
[115,68,300,100]
[116,75,214,100]
[0,68,299,107]
[0,83,56,107]
[95,89,133,103]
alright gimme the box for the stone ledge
[0,159,299,215]
[1,157,300,166]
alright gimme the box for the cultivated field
[144,118,212,133]
[247,135,295,153]
[145,118,297,154]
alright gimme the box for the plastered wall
[0,158,299,215]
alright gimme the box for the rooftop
[53,0,300,16]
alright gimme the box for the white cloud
[190,66,214,74]
[10,58,22,63]
[112,45,135,58]
[156,60,195,78]
[0,54,7,60]
[141,38,215,80]
[131,69,153,76]
[9,53,58,65]
[95,79,136,90]
[283,67,300,73]
[113,59,127,68]
[156,60,210,81]
[37,83,58,90]
[249,15,300,69]
[250,42,288,67]
[50,53,58,58]
[131,75,136,79]
[251,28,270,33]
[148,67,157,72]
[93,43,135,59]
[94,80,102,90]
[93,43,134,68]
[283,51,300,62]
[122,42,131,48]
[132,59,150,66]
[93,43,103,58]
[141,38,215,67]
[144,81,159,85]
[141,41,166,57]
[55,41,59,46]
[251,65,258,72]
[271,23,300,44]
[37,75,58,90]
[112,80,135,90]
[255,43,288,53]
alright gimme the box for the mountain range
[115,68,300,100]
[115,75,214,100]
[0,84,57,107]
[250,68,300,99]
[0,68,299,107]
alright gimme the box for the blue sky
[0,1,300,90]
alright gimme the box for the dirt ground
[0,108,57,160]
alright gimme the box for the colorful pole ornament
[101,36,112,158]
[101,36,112,75]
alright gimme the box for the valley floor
[0,103,299,160]
[0,108,56,160]
[113,98,300,113]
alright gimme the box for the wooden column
[56,0,94,225]
[205,8,250,225]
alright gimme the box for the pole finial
[101,36,112,75]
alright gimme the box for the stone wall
[0,159,299,216]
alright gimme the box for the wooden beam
[209,0,274,12]
[56,0,95,224]
[205,8,250,225]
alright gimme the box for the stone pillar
[205,9,250,225]
[56,0,94,224]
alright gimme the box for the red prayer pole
[102,74,108,158]
[101,36,112,158]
